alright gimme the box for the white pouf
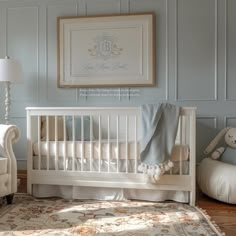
[197,158,236,204]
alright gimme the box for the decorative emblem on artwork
[88,35,123,60]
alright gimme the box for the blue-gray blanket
[139,103,180,180]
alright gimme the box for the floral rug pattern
[0,194,223,236]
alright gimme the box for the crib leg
[27,181,32,195]
[190,191,196,206]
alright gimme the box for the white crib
[26,106,196,205]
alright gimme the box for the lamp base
[4,81,10,124]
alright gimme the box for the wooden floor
[197,192,236,236]
[17,171,236,236]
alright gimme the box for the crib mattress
[33,155,189,173]
[33,140,189,173]
[33,140,189,162]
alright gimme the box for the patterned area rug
[0,194,224,236]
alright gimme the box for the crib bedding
[33,140,189,162]
[32,139,189,174]
[32,185,189,203]
[32,155,189,173]
[33,140,139,160]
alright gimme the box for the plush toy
[204,127,236,165]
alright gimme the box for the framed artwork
[57,13,155,88]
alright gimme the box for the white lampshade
[0,57,22,83]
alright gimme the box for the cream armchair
[0,124,20,204]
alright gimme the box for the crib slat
[90,115,93,172]
[98,116,101,173]
[107,115,110,173]
[63,116,67,171]
[72,116,75,171]
[55,116,58,171]
[116,115,119,173]
[125,115,128,173]
[178,116,182,176]
[27,110,33,194]
[184,116,187,144]
[46,116,49,171]
[81,116,84,172]
[37,116,41,171]
[134,115,137,174]
[189,109,196,206]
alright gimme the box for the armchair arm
[0,125,20,157]
[0,124,20,193]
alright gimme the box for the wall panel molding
[7,5,39,104]
[120,0,129,13]
[174,0,178,101]
[165,0,169,100]
[225,0,236,100]
[78,0,86,16]
[45,3,78,102]
[0,7,7,56]
[225,116,236,127]
[214,0,218,100]
[176,0,218,101]
[225,0,236,101]
[86,0,121,15]
[197,116,217,128]
[196,116,217,162]
[224,0,227,100]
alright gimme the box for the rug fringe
[195,206,226,236]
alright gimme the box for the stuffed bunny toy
[204,127,236,165]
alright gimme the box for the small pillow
[170,144,189,162]
[66,116,93,141]
[41,116,64,141]
[219,147,236,165]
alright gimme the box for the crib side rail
[26,107,141,116]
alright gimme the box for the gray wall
[0,0,235,169]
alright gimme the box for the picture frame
[57,13,155,88]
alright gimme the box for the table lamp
[0,56,23,124]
